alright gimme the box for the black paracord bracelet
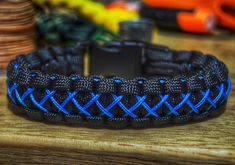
[6,41,231,128]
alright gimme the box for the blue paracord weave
[6,42,231,127]
[7,79,231,119]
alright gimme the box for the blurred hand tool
[141,0,235,33]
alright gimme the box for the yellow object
[33,0,139,32]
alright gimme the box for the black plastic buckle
[89,41,143,78]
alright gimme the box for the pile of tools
[0,0,36,69]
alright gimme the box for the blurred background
[0,0,234,75]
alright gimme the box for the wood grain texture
[0,31,235,164]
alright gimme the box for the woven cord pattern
[7,79,230,117]
[6,42,231,127]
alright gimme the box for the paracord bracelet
[6,41,231,128]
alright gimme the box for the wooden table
[0,31,235,164]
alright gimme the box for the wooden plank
[0,32,235,164]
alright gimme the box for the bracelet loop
[6,41,231,128]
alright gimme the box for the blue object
[7,79,231,120]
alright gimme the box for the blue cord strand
[7,79,231,119]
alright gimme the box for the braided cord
[7,78,231,119]
[6,42,231,127]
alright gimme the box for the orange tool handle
[143,0,207,9]
[141,0,216,33]
[213,0,235,30]
[178,8,216,33]
[144,0,235,30]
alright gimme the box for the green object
[45,33,60,43]
[90,27,118,43]
[36,10,118,46]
